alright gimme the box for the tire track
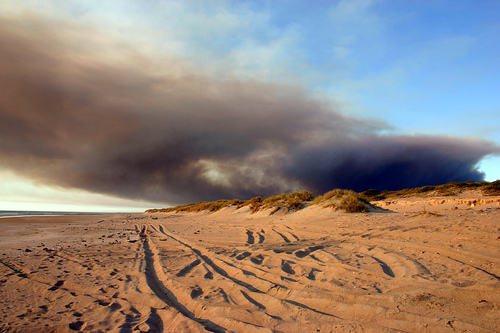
[140,229,226,333]
[445,256,500,281]
[158,224,342,319]
[219,259,287,290]
[158,225,263,293]
[176,259,202,277]
[272,229,291,243]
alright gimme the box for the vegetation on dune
[146,199,245,213]
[146,191,315,215]
[483,180,500,196]
[363,180,500,201]
[146,189,368,214]
[312,189,371,213]
[242,196,263,213]
[247,190,315,214]
[146,180,500,215]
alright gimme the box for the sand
[1,193,499,332]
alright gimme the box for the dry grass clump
[242,196,263,213]
[248,190,315,214]
[313,189,371,213]
[414,204,443,218]
[312,189,353,204]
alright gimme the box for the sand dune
[1,194,499,332]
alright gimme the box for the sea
[0,210,103,218]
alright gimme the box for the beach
[1,194,499,332]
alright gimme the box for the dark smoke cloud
[1,16,498,204]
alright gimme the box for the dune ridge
[147,180,500,215]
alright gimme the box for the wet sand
[1,194,499,332]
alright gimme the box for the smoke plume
[0,16,498,204]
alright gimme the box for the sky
[1,0,499,212]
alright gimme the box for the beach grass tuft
[312,189,371,213]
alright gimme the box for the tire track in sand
[139,227,227,333]
[158,225,263,294]
[157,224,342,320]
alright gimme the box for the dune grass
[146,189,369,214]
[147,191,315,215]
[247,190,315,214]
[146,180,500,215]
[363,180,500,201]
[312,189,371,213]
[146,199,245,213]
[483,180,500,196]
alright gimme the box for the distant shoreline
[0,210,128,219]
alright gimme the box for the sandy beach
[1,193,499,332]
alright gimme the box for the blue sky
[0,0,499,211]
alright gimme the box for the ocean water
[0,210,99,218]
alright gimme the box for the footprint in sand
[69,320,85,331]
[109,302,122,312]
[190,286,204,299]
[307,268,322,280]
[250,254,264,265]
[281,260,296,275]
[257,232,265,243]
[246,230,255,244]
[371,256,395,278]
[48,280,65,291]
[95,299,110,306]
